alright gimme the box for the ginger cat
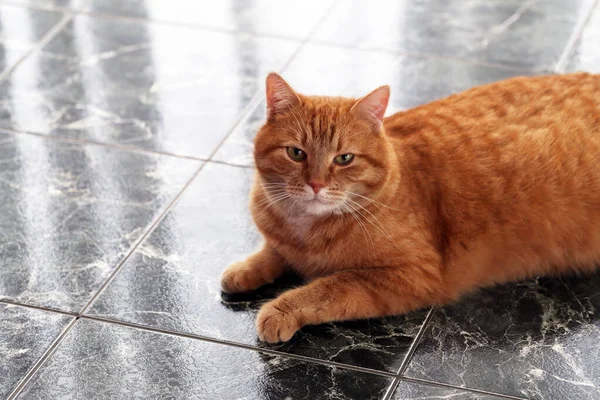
[221,72,600,343]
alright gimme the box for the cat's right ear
[265,72,300,121]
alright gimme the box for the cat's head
[253,73,394,217]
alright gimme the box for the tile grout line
[0,299,79,317]
[0,297,399,380]
[206,159,254,169]
[399,377,527,400]
[76,160,207,316]
[0,12,72,85]
[79,314,398,379]
[205,92,263,162]
[396,307,436,377]
[0,127,207,161]
[382,307,436,400]
[382,377,402,400]
[6,318,78,400]
[1,127,255,169]
[554,0,599,73]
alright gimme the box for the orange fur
[221,72,600,343]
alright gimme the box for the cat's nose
[308,181,324,194]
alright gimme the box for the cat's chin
[303,199,339,216]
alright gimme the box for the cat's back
[385,72,600,142]
[384,73,600,179]
[383,73,600,283]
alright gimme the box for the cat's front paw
[221,261,268,293]
[256,301,301,343]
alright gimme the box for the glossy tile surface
[405,276,600,399]
[213,43,530,167]
[87,163,428,372]
[83,0,334,39]
[212,100,264,167]
[0,132,200,311]
[3,0,86,9]
[391,380,506,400]
[0,303,72,398]
[0,14,299,158]
[0,4,63,74]
[314,0,594,70]
[18,318,393,400]
[566,4,600,73]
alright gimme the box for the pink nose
[308,181,324,194]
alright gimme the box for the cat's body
[221,72,600,343]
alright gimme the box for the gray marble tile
[404,276,600,399]
[0,4,64,74]
[82,0,334,40]
[0,132,200,311]
[0,303,72,398]
[1,0,86,10]
[213,43,532,167]
[18,318,393,400]
[86,162,429,372]
[313,0,594,70]
[566,4,600,73]
[212,99,264,167]
[0,14,299,158]
[392,380,508,400]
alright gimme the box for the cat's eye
[286,146,306,162]
[333,153,355,165]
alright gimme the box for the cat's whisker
[285,198,301,219]
[253,190,288,208]
[254,193,293,219]
[254,194,289,211]
[261,183,288,187]
[261,185,289,193]
[341,201,374,248]
[345,191,403,211]
[345,198,395,243]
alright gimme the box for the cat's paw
[256,301,301,343]
[221,261,267,293]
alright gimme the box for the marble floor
[0,1,599,399]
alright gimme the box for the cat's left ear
[351,85,390,129]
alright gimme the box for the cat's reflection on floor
[220,270,304,310]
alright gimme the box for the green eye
[333,153,354,165]
[286,146,306,162]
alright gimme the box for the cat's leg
[221,245,286,293]
[256,265,444,343]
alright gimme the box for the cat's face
[253,73,392,217]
